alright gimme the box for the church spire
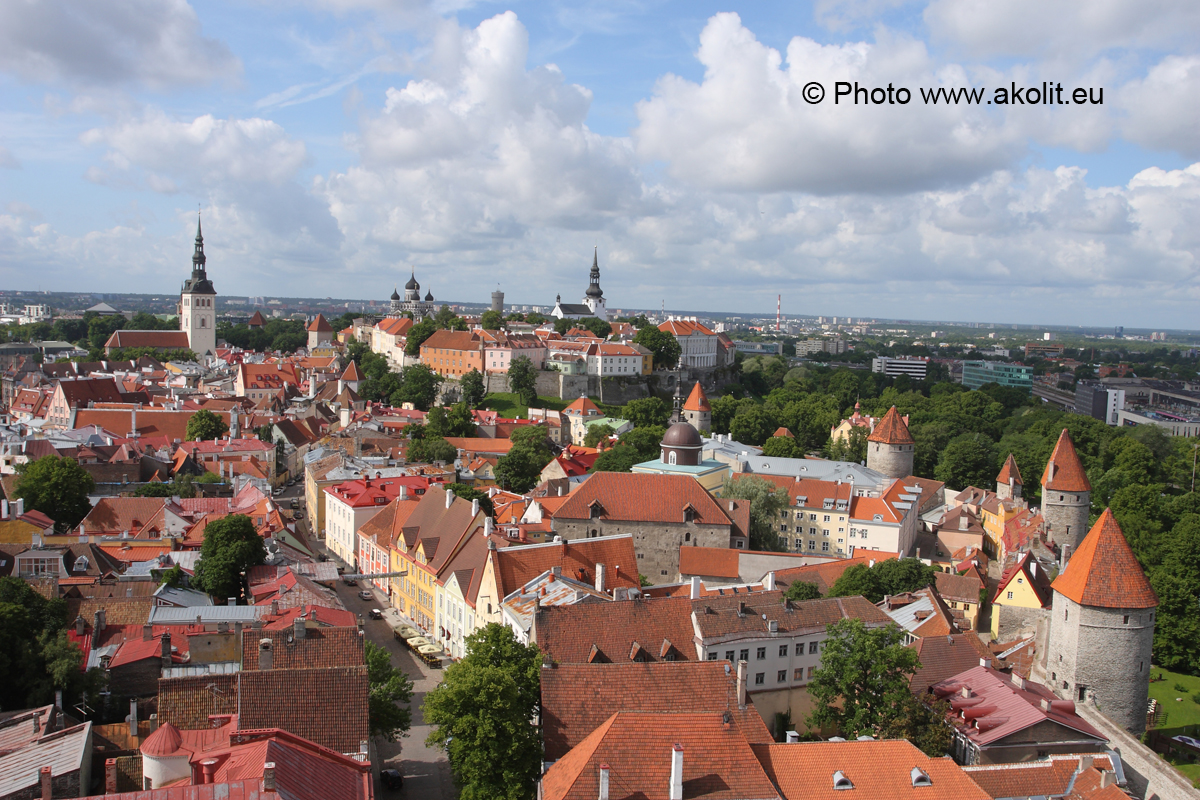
[670,369,684,423]
[192,213,206,274]
[585,246,603,299]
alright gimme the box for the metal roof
[0,722,91,797]
[148,605,266,624]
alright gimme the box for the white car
[1173,735,1200,749]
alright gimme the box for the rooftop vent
[833,770,853,790]
[911,767,932,787]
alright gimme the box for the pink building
[480,331,547,373]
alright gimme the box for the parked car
[1174,735,1200,749]
[358,590,373,601]
[369,608,383,620]
[381,769,404,790]
[342,577,356,586]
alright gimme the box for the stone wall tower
[996,453,1023,502]
[682,382,711,434]
[179,216,217,357]
[1045,509,1157,733]
[1040,429,1091,553]
[865,406,914,479]
[491,288,504,313]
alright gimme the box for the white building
[658,318,718,369]
[871,356,929,379]
[179,217,217,357]
[551,248,609,321]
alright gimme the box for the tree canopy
[423,624,542,800]
[722,475,788,551]
[508,355,538,407]
[460,369,486,407]
[14,455,95,531]
[633,326,681,370]
[193,514,266,602]
[186,408,230,441]
[365,640,414,742]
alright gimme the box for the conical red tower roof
[1051,509,1156,608]
[682,382,710,412]
[997,453,1023,486]
[306,313,333,332]
[1041,429,1090,492]
[141,721,184,756]
[867,406,913,445]
[341,360,363,381]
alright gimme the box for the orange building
[420,330,484,378]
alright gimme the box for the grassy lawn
[481,393,573,420]
[1148,667,1200,787]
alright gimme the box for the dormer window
[911,767,932,787]
[73,555,89,572]
[833,771,853,790]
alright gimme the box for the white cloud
[924,0,1200,60]
[1119,56,1200,159]
[0,0,240,89]
[633,14,1022,195]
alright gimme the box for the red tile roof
[81,782,278,800]
[56,377,125,407]
[867,406,914,445]
[908,633,995,694]
[442,436,515,454]
[340,361,362,381]
[241,626,364,670]
[1050,509,1157,609]
[238,666,369,754]
[104,330,192,350]
[772,426,794,438]
[934,570,983,604]
[992,552,1052,606]
[563,396,601,416]
[964,754,1117,800]
[683,382,711,412]
[306,314,333,332]
[492,536,640,600]
[535,595,698,664]
[1040,429,1091,492]
[541,662,773,761]
[694,592,891,640]
[678,546,740,579]
[421,329,481,352]
[773,552,898,596]
[73,408,230,443]
[554,472,732,526]
[996,454,1023,486]
[753,739,990,800]
[541,711,778,800]
[658,319,716,337]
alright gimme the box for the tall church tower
[583,247,607,320]
[179,216,217,357]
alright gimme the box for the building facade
[179,218,217,357]
[962,360,1033,392]
[551,248,609,321]
[865,406,915,480]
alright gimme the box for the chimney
[200,759,218,785]
[959,514,968,531]
[598,763,610,800]
[129,699,138,739]
[143,623,153,641]
[259,638,274,670]
[1078,755,1094,773]
[737,600,746,616]
[1,499,7,519]
[93,610,104,633]
[105,758,118,794]
[399,484,407,501]
[979,657,989,667]
[235,621,243,639]
[472,498,480,516]
[39,766,51,800]
[161,633,172,668]
[595,563,606,593]
[737,660,747,709]
[74,616,84,637]
[271,599,279,616]
[689,576,701,600]
[669,744,684,800]
[1100,771,1116,789]
[293,615,306,640]
[729,500,734,512]
[263,762,276,792]
[446,489,453,509]
[227,596,236,607]
[484,517,494,537]
[1060,543,1071,570]
[764,571,776,591]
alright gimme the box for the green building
[961,360,1033,392]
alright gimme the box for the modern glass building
[961,360,1033,392]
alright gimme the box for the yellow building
[990,552,1052,639]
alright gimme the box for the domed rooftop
[390,287,400,301]
[662,421,703,449]
[141,721,184,757]
[405,271,419,291]
[425,290,434,302]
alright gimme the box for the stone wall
[1048,593,1155,735]
[994,604,1049,642]
[1075,704,1200,800]
[552,518,732,581]
[1041,489,1091,551]
[8,770,85,800]
[866,441,914,480]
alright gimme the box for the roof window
[911,767,932,787]
[833,771,853,790]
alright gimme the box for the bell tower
[179,215,217,357]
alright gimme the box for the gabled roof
[563,396,601,416]
[420,329,480,352]
[992,552,1053,606]
[492,535,640,600]
[306,314,333,332]
[1051,509,1157,609]
[658,319,716,337]
[963,754,1118,800]
[772,426,794,438]
[340,360,362,381]
[540,662,772,762]
[56,377,124,407]
[753,739,990,800]
[241,626,365,670]
[694,592,891,639]
[867,406,914,445]
[104,330,192,350]
[908,633,995,694]
[535,595,698,664]
[996,454,1023,486]
[1040,429,1090,492]
[683,382,711,412]
[238,666,369,754]
[376,317,412,336]
[554,472,731,526]
[541,712,778,800]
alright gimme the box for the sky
[1,0,1198,328]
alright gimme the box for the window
[822,541,830,552]
[779,645,788,657]
[778,669,787,683]
[707,651,717,660]
[807,666,816,678]
[808,541,816,551]
[756,647,766,660]
[824,515,831,522]
[755,672,765,685]
[794,667,804,680]
[725,650,735,662]
[1123,615,1129,624]
[809,641,819,654]
[739,649,749,662]
[795,642,804,656]
[1006,591,1013,600]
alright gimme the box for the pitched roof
[104,330,192,350]
[238,666,369,754]
[492,535,640,600]
[541,712,778,800]
[72,408,230,443]
[563,396,601,415]
[658,319,716,337]
[908,633,995,694]
[248,310,266,325]
[683,382,711,412]
[241,626,365,670]
[678,546,741,579]
[158,673,240,729]
[963,754,1118,800]
[996,454,1023,486]
[992,552,1053,606]
[306,314,333,332]
[540,662,773,762]
[554,472,732,526]
[934,570,983,603]
[694,592,891,640]
[421,329,480,352]
[535,595,698,664]
[772,426,794,438]
[753,740,990,800]
[1050,509,1157,609]
[56,377,125,407]
[340,360,362,381]
[772,552,898,596]
[867,406,914,445]
[1040,429,1090,492]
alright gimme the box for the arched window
[668,451,677,465]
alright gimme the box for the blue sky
[1,0,1198,327]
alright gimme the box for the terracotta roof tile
[754,739,990,800]
[563,396,601,415]
[493,535,640,600]
[772,427,794,438]
[867,406,914,445]
[541,661,772,761]
[1050,509,1157,609]
[535,596,698,664]
[772,552,898,595]
[964,754,1117,800]
[238,666,369,754]
[158,673,240,729]
[996,454,1023,486]
[683,382,711,412]
[554,473,732,526]
[908,633,995,694]
[541,711,777,800]
[992,552,1053,606]
[678,546,740,579]
[934,570,983,603]
[340,361,363,381]
[306,314,333,332]
[692,592,891,639]
[241,626,365,670]
[1040,429,1091,492]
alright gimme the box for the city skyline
[2,1,1199,328]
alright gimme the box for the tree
[495,446,550,494]
[729,405,778,447]
[508,355,538,407]
[877,694,954,757]
[405,319,438,356]
[828,425,869,464]
[828,564,884,603]
[426,403,476,438]
[186,408,230,441]
[633,326,681,370]
[460,369,486,407]
[408,436,457,464]
[480,310,504,330]
[621,396,670,428]
[785,581,822,601]
[761,435,802,458]
[591,425,666,473]
[806,618,921,738]
[577,316,612,339]
[722,475,788,551]
[192,515,266,602]
[710,395,740,435]
[584,423,616,449]
[872,558,939,597]
[424,624,542,800]
[525,312,548,325]
[394,364,443,411]
[365,641,414,741]
[0,577,69,711]
[14,455,95,531]
[934,433,997,489]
